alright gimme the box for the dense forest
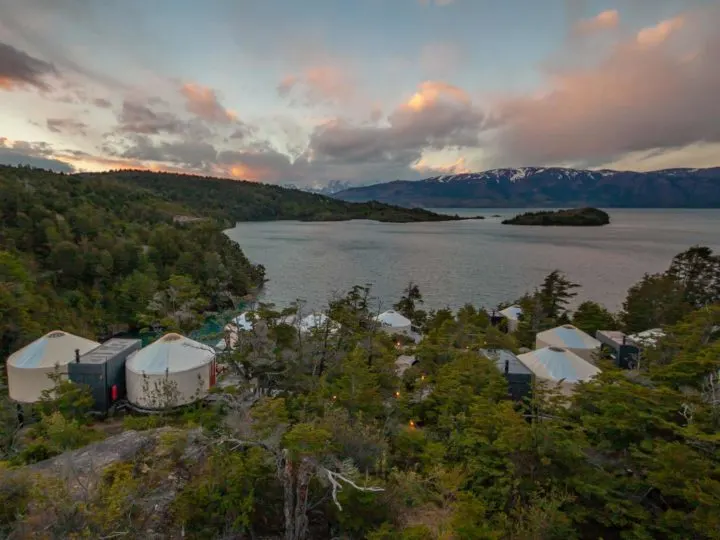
[502,207,610,226]
[0,163,465,357]
[0,165,266,358]
[84,170,462,224]
[1,242,719,539]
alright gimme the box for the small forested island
[502,207,610,226]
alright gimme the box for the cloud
[0,41,57,91]
[215,148,295,182]
[418,0,455,6]
[180,82,236,123]
[308,80,483,167]
[420,43,464,76]
[229,125,254,140]
[92,97,112,108]
[277,65,354,106]
[573,10,619,35]
[490,8,720,168]
[595,142,720,172]
[117,99,186,135]
[0,138,73,172]
[412,155,471,175]
[47,118,88,136]
[111,135,218,169]
[636,16,684,47]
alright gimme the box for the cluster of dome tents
[217,309,416,351]
[7,330,217,411]
[485,305,665,398]
[5,305,662,412]
[4,308,418,413]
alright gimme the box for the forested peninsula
[0,165,268,358]
[0,164,459,356]
[83,169,461,224]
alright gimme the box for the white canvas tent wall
[499,305,523,333]
[375,310,413,336]
[7,330,100,403]
[518,346,601,396]
[535,324,601,363]
[217,312,259,351]
[126,333,215,409]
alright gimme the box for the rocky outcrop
[29,427,203,482]
[19,427,207,539]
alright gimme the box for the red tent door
[210,359,216,387]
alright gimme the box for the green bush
[122,414,168,431]
[38,372,94,422]
[0,469,31,531]
[13,441,54,465]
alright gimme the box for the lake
[225,209,720,314]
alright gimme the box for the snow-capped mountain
[333,167,720,208]
[284,180,359,196]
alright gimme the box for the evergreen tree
[667,245,720,308]
[572,301,617,336]
[538,270,579,319]
[621,273,690,332]
[394,282,426,327]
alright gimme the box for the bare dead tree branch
[321,468,384,511]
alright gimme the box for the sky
[1,0,719,188]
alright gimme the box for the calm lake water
[225,209,720,313]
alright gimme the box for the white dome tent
[126,333,216,409]
[535,324,601,363]
[217,312,259,351]
[499,305,523,333]
[518,346,601,396]
[7,330,101,403]
[299,313,339,334]
[227,312,257,332]
[375,310,413,337]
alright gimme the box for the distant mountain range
[333,167,720,208]
[284,180,357,196]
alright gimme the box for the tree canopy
[0,165,265,357]
[0,168,718,540]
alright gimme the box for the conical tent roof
[499,305,523,321]
[375,310,412,328]
[225,312,257,332]
[127,333,214,375]
[8,330,100,369]
[537,324,600,350]
[518,346,600,383]
[299,313,338,333]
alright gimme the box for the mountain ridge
[334,166,720,208]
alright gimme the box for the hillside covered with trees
[0,165,266,358]
[0,245,718,539]
[85,170,462,224]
